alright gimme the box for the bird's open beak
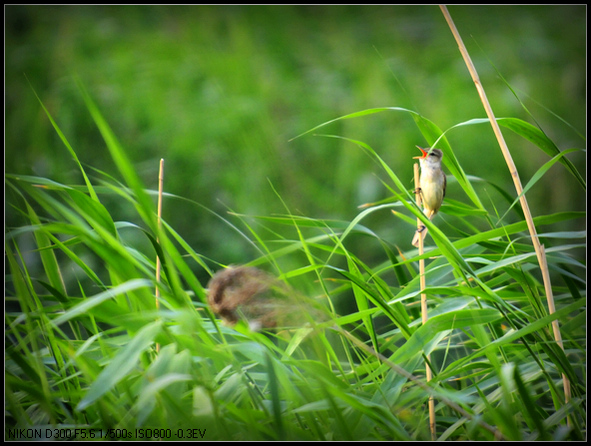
[413,146,428,159]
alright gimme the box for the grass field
[5,5,586,440]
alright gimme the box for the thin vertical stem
[155,158,164,353]
[415,162,436,441]
[439,5,570,420]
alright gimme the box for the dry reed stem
[414,162,436,440]
[155,158,164,352]
[439,5,571,419]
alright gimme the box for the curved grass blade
[75,77,157,233]
[51,278,152,327]
[25,75,100,203]
[498,117,585,190]
[76,319,162,410]
[498,148,583,222]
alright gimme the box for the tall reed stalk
[414,162,436,440]
[439,5,571,420]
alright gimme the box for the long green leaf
[77,320,162,410]
[392,308,503,364]
[25,75,100,203]
[498,117,585,190]
[52,279,152,327]
[75,77,157,232]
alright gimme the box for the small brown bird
[207,266,328,331]
[207,266,283,330]
[412,146,446,247]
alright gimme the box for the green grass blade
[76,320,162,410]
[25,75,100,203]
[51,279,152,327]
[75,77,157,231]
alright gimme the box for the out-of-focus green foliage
[6,5,585,269]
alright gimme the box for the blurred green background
[6,5,586,272]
